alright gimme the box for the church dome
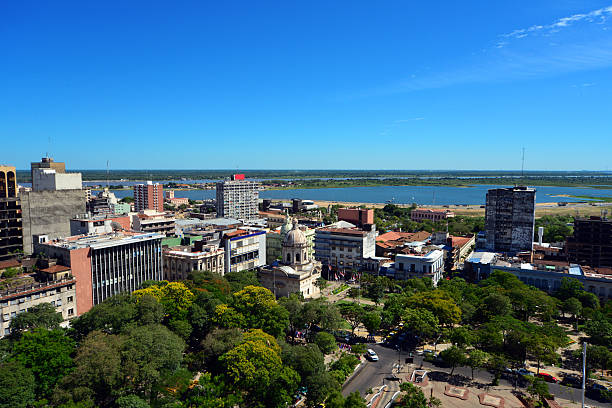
[283,220,307,247]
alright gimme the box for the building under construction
[566,214,612,268]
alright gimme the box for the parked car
[561,374,582,387]
[366,349,379,361]
[516,368,534,376]
[587,382,611,402]
[536,373,559,383]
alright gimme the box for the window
[2,313,8,321]
[56,300,62,306]
[67,296,73,303]
[4,328,9,335]
[68,308,74,316]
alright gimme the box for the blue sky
[1,1,611,170]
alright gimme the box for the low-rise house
[386,250,445,286]
[163,245,225,280]
[411,208,455,222]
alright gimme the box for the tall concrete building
[484,186,536,254]
[216,174,260,220]
[0,166,23,261]
[21,158,86,254]
[134,182,164,213]
[34,231,163,315]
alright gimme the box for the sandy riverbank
[310,200,612,218]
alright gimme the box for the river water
[98,184,612,205]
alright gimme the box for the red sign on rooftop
[232,174,245,180]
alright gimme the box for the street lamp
[397,345,402,374]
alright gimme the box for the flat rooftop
[40,231,164,250]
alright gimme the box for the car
[366,349,379,361]
[516,368,534,376]
[536,373,559,383]
[561,374,582,387]
[587,383,611,402]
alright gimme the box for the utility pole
[582,342,587,408]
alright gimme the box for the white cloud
[394,118,425,123]
[502,6,612,40]
[348,5,612,98]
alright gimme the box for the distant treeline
[15,169,612,188]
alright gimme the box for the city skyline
[2,1,612,170]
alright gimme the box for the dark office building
[566,216,612,268]
[484,186,536,254]
[0,166,23,261]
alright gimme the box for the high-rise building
[566,216,612,268]
[484,186,536,254]
[216,174,260,220]
[21,158,86,254]
[34,231,163,315]
[134,182,164,213]
[0,166,23,261]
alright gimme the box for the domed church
[259,219,321,299]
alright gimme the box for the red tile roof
[225,229,248,238]
[377,230,430,243]
[449,235,473,248]
[40,265,71,274]
[0,259,20,270]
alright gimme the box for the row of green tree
[0,270,372,408]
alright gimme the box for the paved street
[342,344,401,397]
[340,344,612,407]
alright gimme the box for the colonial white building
[388,250,445,286]
[259,220,321,299]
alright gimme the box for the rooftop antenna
[106,160,110,189]
[46,136,52,159]
[520,147,525,186]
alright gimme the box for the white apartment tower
[215,174,260,220]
